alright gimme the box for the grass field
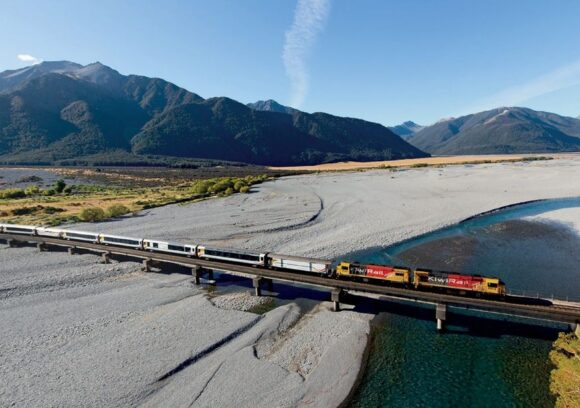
[550,332,580,408]
[269,154,564,172]
[0,170,272,226]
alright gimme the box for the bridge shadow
[199,272,565,340]
[0,241,568,339]
[347,293,564,340]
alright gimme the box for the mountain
[407,107,580,155]
[0,61,427,165]
[389,121,424,139]
[247,99,298,115]
[133,97,426,165]
[0,61,82,94]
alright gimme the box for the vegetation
[550,331,580,407]
[0,171,273,226]
[106,204,130,218]
[0,63,426,167]
[79,207,106,222]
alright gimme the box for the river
[348,198,580,407]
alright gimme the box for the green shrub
[107,204,129,218]
[24,185,41,196]
[79,207,106,222]
[43,206,65,214]
[54,179,66,194]
[233,181,247,191]
[239,186,250,193]
[192,180,214,195]
[0,189,26,199]
[224,187,234,196]
[11,206,42,216]
[63,185,74,194]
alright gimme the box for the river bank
[2,156,580,406]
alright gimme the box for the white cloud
[17,54,42,65]
[464,59,580,114]
[282,0,330,109]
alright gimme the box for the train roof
[415,268,503,280]
[200,245,264,255]
[268,253,332,264]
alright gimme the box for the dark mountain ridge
[408,107,580,155]
[0,61,427,165]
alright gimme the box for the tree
[54,179,66,194]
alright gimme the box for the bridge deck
[2,233,580,326]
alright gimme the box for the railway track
[2,233,580,326]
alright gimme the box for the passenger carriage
[143,239,197,256]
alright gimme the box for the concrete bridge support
[192,266,202,285]
[6,239,15,247]
[142,258,152,272]
[331,289,343,312]
[37,242,46,252]
[67,246,77,255]
[253,277,263,296]
[101,252,111,264]
[436,303,447,331]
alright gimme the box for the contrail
[463,59,580,115]
[283,0,331,109]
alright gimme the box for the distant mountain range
[406,107,580,155]
[246,99,298,115]
[0,61,426,166]
[388,121,424,139]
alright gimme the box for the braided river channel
[348,197,580,407]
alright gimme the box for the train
[0,223,506,297]
[337,262,506,296]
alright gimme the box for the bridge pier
[67,246,77,255]
[253,277,263,296]
[142,258,153,272]
[6,239,15,247]
[192,266,202,285]
[331,289,343,312]
[436,303,447,331]
[37,242,46,252]
[101,251,111,264]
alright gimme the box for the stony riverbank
[2,156,580,407]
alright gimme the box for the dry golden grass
[269,154,565,172]
[550,332,580,408]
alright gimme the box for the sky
[2,0,580,126]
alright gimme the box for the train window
[168,245,185,251]
[396,273,404,276]
[67,232,97,240]
[153,243,158,248]
[488,283,498,288]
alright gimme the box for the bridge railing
[507,288,580,303]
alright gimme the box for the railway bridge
[2,232,580,332]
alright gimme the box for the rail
[2,232,580,330]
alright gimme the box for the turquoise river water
[348,198,580,407]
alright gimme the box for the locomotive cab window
[488,282,498,288]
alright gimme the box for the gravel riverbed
[2,157,580,407]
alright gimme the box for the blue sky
[2,0,580,125]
